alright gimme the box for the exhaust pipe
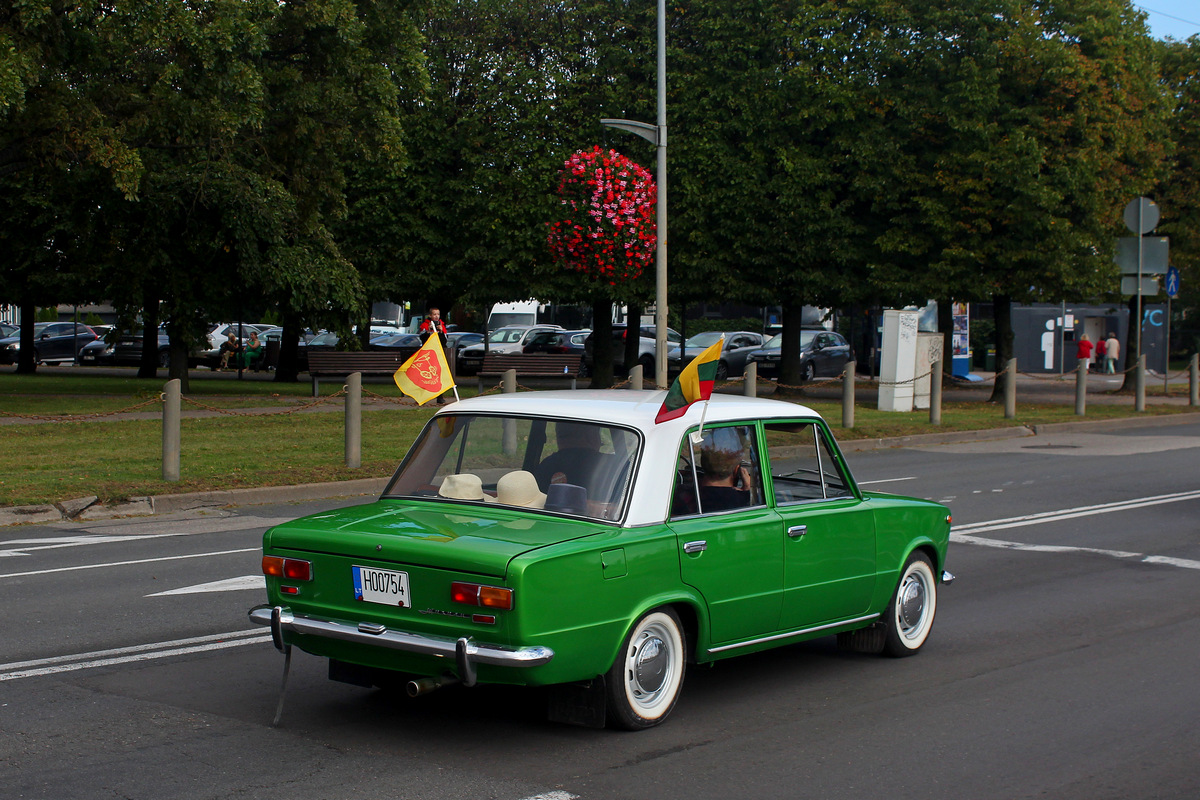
[406,674,460,697]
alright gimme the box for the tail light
[262,556,313,581]
[451,581,513,610]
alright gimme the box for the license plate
[352,565,410,607]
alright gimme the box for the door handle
[683,540,707,554]
[787,525,807,539]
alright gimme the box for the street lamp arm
[600,118,660,146]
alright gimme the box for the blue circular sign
[1166,266,1180,298]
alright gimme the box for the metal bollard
[162,378,181,482]
[1135,354,1146,411]
[1075,358,1087,416]
[743,362,756,397]
[345,372,361,468]
[630,364,643,391]
[929,361,942,426]
[842,361,855,428]
[502,368,516,394]
[1004,358,1017,420]
[1191,354,1198,407]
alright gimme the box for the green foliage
[34,306,58,322]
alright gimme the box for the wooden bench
[477,352,583,391]
[307,351,410,396]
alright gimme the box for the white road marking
[517,793,580,800]
[146,575,264,597]
[952,489,1200,570]
[0,515,293,558]
[0,547,259,580]
[0,630,270,682]
[953,489,1200,534]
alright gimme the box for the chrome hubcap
[899,575,926,631]
[633,635,667,694]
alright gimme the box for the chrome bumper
[248,605,554,687]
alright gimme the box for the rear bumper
[248,604,554,686]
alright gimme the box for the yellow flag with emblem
[394,334,455,405]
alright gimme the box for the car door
[668,423,784,643]
[763,420,877,630]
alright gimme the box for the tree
[1155,36,1200,360]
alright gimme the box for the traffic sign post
[1122,197,1162,370]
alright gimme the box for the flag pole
[688,335,722,444]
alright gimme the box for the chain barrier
[180,389,347,417]
[0,395,163,422]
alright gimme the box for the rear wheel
[882,552,937,656]
[606,608,686,729]
[638,353,655,376]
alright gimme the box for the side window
[670,424,764,517]
[764,422,854,503]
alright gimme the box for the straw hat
[438,473,486,501]
[495,470,547,509]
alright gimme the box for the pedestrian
[418,306,450,403]
[1076,333,1093,372]
[1094,335,1106,373]
[1105,332,1120,374]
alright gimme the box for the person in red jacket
[1076,334,1093,371]
[1093,336,1106,373]
[418,307,450,403]
[419,307,448,338]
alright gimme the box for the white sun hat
[438,473,487,501]
[495,470,547,509]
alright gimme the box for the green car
[250,391,952,729]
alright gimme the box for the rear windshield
[384,415,640,522]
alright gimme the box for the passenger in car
[534,422,606,491]
[696,430,754,512]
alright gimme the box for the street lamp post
[602,0,667,389]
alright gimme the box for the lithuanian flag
[394,334,456,405]
[655,336,724,423]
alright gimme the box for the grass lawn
[1,369,1195,507]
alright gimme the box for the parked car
[112,325,171,367]
[0,323,17,339]
[0,322,98,365]
[78,335,116,365]
[369,333,424,361]
[456,325,565,376]
[583,323,683,375]
[746,329,851,381]
[445,331,484,359]
[667,331,765,380]
[521,328,591,376]
[249,391,952,729]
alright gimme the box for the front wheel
[883,552,938,656]
[715,360,728,381]
[606,608,686,730]
[801,361,816,382]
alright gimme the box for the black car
[521,329,590,376]
[746,329,851,381]
[0,322,98,365]
[112,325,172,367]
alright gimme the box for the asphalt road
[2,420,1199,800]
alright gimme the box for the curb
[0,477,389,528]
[4,412,1198,528]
